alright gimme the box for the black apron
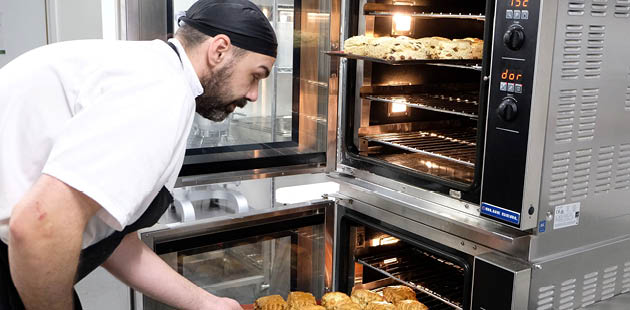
[0,41,183,310]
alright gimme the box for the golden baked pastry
[365,301,396,310]
[321,292,352,310]
[344,35,373,56]
[287,292,316,310]
[382,286,416,304]
[336,301,362,310]
[351,288,385,308]
[395,300,428,310]
[255,295,288,310]
[301,306,326,310]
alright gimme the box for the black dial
[497,97,518,121]
[504,25,526,50]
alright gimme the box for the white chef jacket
[0,38,202,248]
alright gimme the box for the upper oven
[333,0,552,230]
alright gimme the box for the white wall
[47,0,103,43]
[0,0,48,67]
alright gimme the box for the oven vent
[571,148,592,201]
[585,25,605,79]
[622,261,630,293]
[563,25,583,80]
[614,144,630,190]
[615,0,630,17]
[600,265,618,300]
[595,146,615,195]
[550,152,571,205]
[581,271,600,307]
[625,86,630,111]
[555,89,577,143]
[569,0,586,15]
[577,88,599,141]
[536,285,555,310]
[591,0,609,16]
[558,278,577,310]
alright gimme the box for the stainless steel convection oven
[123,0,630,309]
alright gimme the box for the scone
[416,37,440,59]
[255,295,288,310]
[395,300,428,310]
[337,301,362,310]
[351,288,385,308]
[450,39,472,59]
[382,286,416,304]
[431,36,458,59]
[367,37,397,59]
[344,35,372,56]
[322,292,352,310]
[302,306,326,310]
[462,37,483,59]
[287,291,316,310]
[365,301,396,310]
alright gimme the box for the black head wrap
[179,0,278,58]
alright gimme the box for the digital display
[501,69,523,82]
[509,0,529,7]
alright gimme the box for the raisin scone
[382,286,416,304]
[344,35,372,56]
[367,37,397,59]
[365,301,396,310]
[255,295,288,310]
[351,288,385,308]
[322,292,352,310]
[287,292,316,310]
[462,37,484,59]
[451,39,474,59]
[395,300,428,310]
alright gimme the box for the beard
[195,64,248,122]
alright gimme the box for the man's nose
[245,84,259,102]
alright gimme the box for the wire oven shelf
[357,248,465,310]
[364,91,479,118]
[325,51,482,70]
[362,129,477,167]
[363,3,485,21]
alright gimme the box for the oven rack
[356,247,465,310]
[363,3,485,21]
[325,51,482,70]
[364,92,479,118]
[362,129,477,167]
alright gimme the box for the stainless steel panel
[331,173,532,259]
[124,0,166,41]
[528,236,630,310]
[473,252,531,310]
[533,0,630,259]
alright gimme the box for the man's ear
[207,34,231,67]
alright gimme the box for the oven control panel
[480,0,541,229]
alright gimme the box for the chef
[0,0,276,309]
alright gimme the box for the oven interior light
[383,258,398,265]
[393,14,412,32]
[391,102,408,113]
[380,236,400,245]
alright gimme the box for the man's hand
[103,232,243,310]
[9,174,101,310]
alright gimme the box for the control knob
[497,97,518,121]
[504,25,526,51]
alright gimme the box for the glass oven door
[136,201,334,309]
[123,0,341,183]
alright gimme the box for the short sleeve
[42,69,193,231]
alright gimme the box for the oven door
[122,0,341,185]
[135,201,334,309]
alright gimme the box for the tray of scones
[246,285,428,310]
[328,35,483,65]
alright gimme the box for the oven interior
[340,0,493,198]
[338,211,473,310]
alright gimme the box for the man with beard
[0,0,275,309]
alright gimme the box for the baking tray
[326,51,482,70]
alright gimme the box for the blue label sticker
[480,202,521,225]
[539,220,546,233]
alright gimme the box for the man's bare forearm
[103,233,241,310]
[8,175,100,310]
